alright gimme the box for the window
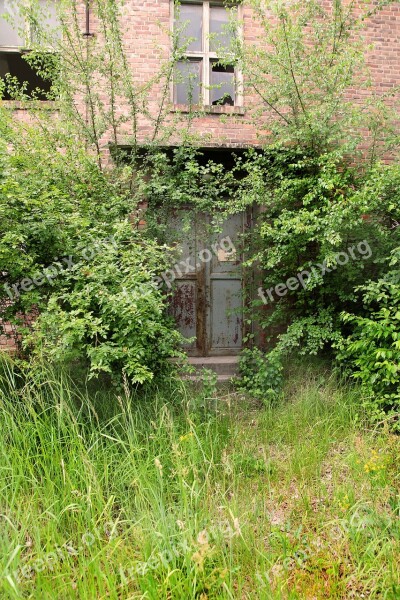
[0,0,58,100]
[173,1,241,107]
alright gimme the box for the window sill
[170,104,245,116]
[0,100,57,110]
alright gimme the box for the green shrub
[338,248,400,431]
[235,147,399,385]
[26,224,183,384]
[238,347,283,401]
[0,112,182,385]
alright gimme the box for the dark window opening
[0,51,51,100]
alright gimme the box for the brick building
[4,1,399,145]
[1,0,399,359]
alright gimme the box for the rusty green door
[169,211,245,356]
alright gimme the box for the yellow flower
[338,494,350,511]
[363,449,388,474]
[179,432,194,442]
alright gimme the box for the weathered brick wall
[111,0,400,148]
[0,302,38,353]
[7,1,400,147]
[114,0,261,146]
[361,3,400,95]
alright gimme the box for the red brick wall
[112,0,400,148]
[6,1,400,148]
[113,0,260,147]
[0,302,38,353]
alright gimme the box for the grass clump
[0,358,398,599]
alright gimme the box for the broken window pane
[174,60,201,104]
[209,6,234,52]
[0,0,25,47]
[210,62,234,106]
[175,3,202,53]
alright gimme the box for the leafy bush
[0,113,128,316]
[338,248,400,431]
[26,224,182,384]
[232,150,400,412]
[0,112,182,385]
[238,347,283,401]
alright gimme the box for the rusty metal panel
[207,213,243,354]
[170,280,197,351]
[209,213,242,276]
[168,210,207,355]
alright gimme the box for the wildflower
[228,509,242,537]
[363,449,388,474]
[191,529,211,571]
[338,494,350,511]
[154,457,163,475]
[179,432,194,442]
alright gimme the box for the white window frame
[171,0,243,107]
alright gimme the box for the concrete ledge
[170,104,245,116]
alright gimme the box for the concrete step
[183,373,234,383]
[186,356,239,381]
[171,355,239,383]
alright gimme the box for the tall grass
[0,358,398,599]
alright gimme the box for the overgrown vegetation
[339,247,400,431]
[1,0,399,418]
[0,113,182,383]
[235,0,399,155]
[235,150,400,415]
[0,358,398,599]
[0,2,399,598]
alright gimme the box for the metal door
[169,211,244,356]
